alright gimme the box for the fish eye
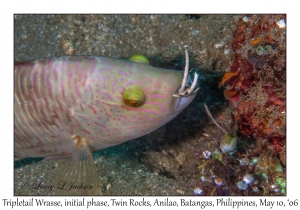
[264,45,273,54]
[256,46,265,55]
[122,85,145,108]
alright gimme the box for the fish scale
[14,55,195,160]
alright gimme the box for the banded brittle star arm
[173,49,199,97]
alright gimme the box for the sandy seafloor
[14,14,286,196]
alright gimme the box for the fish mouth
[171,93,197,114]
[173,49,199,97]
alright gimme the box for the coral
[220,15,286,154]
[253,153,286,195]
[220,134,237,153]
[237,181,248,191]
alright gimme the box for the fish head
[79,55,199,150]
[104,60,198,138]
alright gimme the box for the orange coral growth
[237,100,256,114]
[273,119,282,126]
[250,36,262,46]
[265,35,276,44]
[223,90,238,99]
[270,137,285,153]
[219,71,239,87]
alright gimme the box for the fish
[14,50,199,195]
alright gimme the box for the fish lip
[169,93,197,115]
[173,86,199,98]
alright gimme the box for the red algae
[220,15,286,153]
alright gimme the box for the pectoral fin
[51,136,102,195]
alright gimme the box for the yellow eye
[122,85,145,108]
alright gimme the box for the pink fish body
[14,55,198,160]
